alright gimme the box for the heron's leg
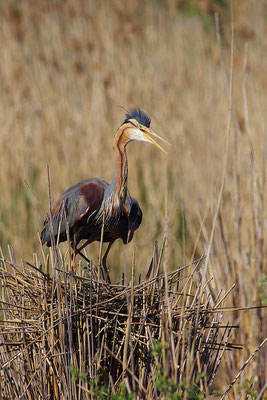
[102,241,114,284]
[76,248,91,264]
[77,238,91,253]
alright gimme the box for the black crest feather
[123,108,151,128]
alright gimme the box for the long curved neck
[112,130,128,205]
[101,126,129,220]
[111,127,128,208]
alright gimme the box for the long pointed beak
[141,126,169,154]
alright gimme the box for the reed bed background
[0,0,266,398]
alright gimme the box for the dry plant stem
[190,199,209,264]
[220,338,267,400]
[202,5,234,282]
[214,12,241,138]
[97,213,105,280]
[24,178,46,213]
[256,384,267,400]
[56,205,64,249]
[46,163,58,268]
[214,283,236,310]
[242,43,259,184]
[208,324,233,389]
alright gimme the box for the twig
[219,338,267,400]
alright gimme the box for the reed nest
[0,242,240,399]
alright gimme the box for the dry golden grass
[0,0,266,398]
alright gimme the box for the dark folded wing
[41,178,107,246]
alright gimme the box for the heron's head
[115,109,168,153]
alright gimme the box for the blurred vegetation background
[0,0,266,396]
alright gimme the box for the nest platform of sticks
[0,242,239,399]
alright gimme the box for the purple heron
[41,109,167,276]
